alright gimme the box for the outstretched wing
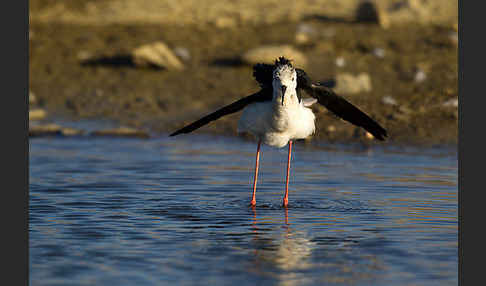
[169,89,272,136]
[252,63,275,88]
[296,69,388,141]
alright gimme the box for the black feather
[295,68,387,140]
[296,68,312,90]
[253,63,275,88]
[308,84,387,140]
[169,89,272,136]
[275,56,293,67]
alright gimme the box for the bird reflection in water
[249,206,315,286]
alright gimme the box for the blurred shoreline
[29,1,458,145]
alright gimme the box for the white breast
[238,98,316,148]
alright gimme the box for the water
[29,134,458,286]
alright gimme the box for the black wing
[252,63,275,88]
[169,89,272,137]
[296,69,387,141]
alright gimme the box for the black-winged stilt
[170,57,387,207]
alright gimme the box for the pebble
[414,69,427,83]
[372,48,385,58]
[77,50,93,61]
[442,98,458,108]
[173,47,191,61]
[381,96,398,106]
[334,73,372,94]
[335,57,346,67]
[132,42,184,71]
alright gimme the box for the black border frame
[4,0,29,285]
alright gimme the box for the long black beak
[281,85,287,105]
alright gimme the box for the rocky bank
[29,0,458,145]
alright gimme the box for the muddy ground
[29,19,457,146]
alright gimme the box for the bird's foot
[250,199,256,207]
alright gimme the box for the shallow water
[29,134,458,286]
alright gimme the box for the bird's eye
[292,77,295,81]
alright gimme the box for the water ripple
[29,135,458,286]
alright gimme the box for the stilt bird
[170,57,387,207]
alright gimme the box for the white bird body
[238,62,316,148]
[237,92,315,148]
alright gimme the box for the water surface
[30,134,458,285]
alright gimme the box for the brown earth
[29,1,458,146]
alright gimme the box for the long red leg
[283,140,292,207]
[250,140,261,206]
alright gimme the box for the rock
[334,73,372,94]
[355,0,392,29]
[398,105,413,114]
[355,1,380,24]
[132,42,184,71]
[335,57,346,67]
[327,125,336,133]
[382,96,398,106]
[414,69,427,83]
[77,50,93,61]
[29,124,85,137]
[368,0,457,29]
[442,98,458,108]
[29,109,47,121]
[372,47,385,58]
[29,124,62,137]
[173,47,191,61]
[91,127,150,138]
[241,45,307,67]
